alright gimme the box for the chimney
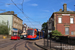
[63,3,67,12]
[59,9,62,12]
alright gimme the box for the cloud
[67,7,73,11]
[29,3,38,6]
[43,10,50,12]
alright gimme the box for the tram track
[0,40,23,49]
[9,40,32,50]
[9,40,26,50]
[25,41,32,50]
[0,39,42,50]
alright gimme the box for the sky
[0,0,75,29]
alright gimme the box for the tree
[0,21,9,35]
[52,30,62,38]
[42,22,47,31]
[42,22,47,38]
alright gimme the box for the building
[48,3,75,36]
[0,11,23,35]
[21,23,29,35]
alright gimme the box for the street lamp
[50,18,54,49]
[47,18,54,49]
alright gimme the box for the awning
[12,28,18,32]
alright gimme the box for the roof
[0,11,23,21]
[54,11,75,14]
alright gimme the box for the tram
[27,29,44,40]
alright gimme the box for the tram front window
[27,30,34,35]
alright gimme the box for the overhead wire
[21,0,24,11]
[11,0,41,25]
[11,0,38,28]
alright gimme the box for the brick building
[48,4,75,36]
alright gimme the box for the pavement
[34,39,49,50]
[34,39,75,50]
[0,38,10,42]
[34,39,46,50]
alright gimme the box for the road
[0,39,42,50]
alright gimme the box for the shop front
[12,28,18,35]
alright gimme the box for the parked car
[20,35,24,39]
[11,35,20,40]
[20,35,27,39]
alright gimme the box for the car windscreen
[27,30,34,35]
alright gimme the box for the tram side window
[40,32,41,36]
[37,32,39,35]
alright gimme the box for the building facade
[48,4,75,36]
[0,11,23,35]
[21,24,28,35]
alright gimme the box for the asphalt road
[0,39,42,50]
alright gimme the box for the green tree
[0,21,9,35]
[52,30,62,38]
[42,22,47,31]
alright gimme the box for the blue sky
[0,0,75,29]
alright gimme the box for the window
[71,31,73,35]
[70,18,73,24]
[58,17,62,23]
[65,27,69,35]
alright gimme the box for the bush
[52,30,62,39]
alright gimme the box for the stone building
[48,3,75,36]
[21,23,29,35]
[0,11,23,35]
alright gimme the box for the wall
[55,14,75,36]
[0,15,13,35]
[13,15,23,30]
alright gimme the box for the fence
[44,34,75,50]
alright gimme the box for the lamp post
[47,22,49,47]
[49,18,54,49]
[44,25,46,47]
